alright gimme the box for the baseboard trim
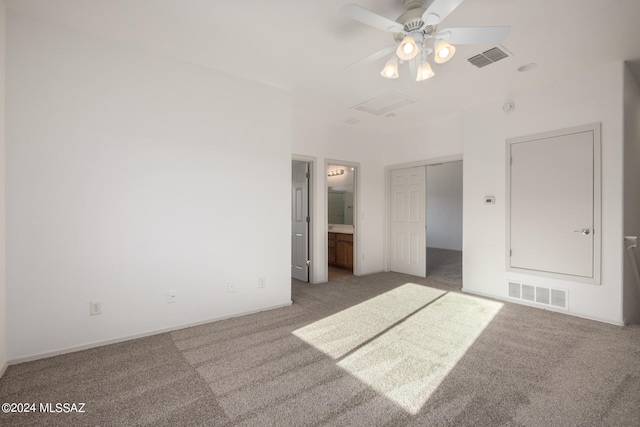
[9,300,293,365]
[462,288,624,326]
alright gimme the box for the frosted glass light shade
[380,58,399,79]
[396,36,419,61]
[416,62,435,81]
[434,40,456,64]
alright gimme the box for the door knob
[574,228,591,235]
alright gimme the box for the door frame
[505,123,602,284]
[292,155,315,283]
[325,158,361,278]
[384,155,463,273]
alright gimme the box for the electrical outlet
[228,283,236,293]
[167,290,177,304]
[259,277,266,289]
[90,301,101,316]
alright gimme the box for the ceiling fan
[341,0,510,81]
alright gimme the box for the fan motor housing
[395,0,437,38]
[397,6,425,31]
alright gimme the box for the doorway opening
[426,161,463,286]
[386,156,462,284]
[327,163,357,281]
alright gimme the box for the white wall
[463,62,625,325]
[426,161,463,251]
[623,63,640,324]
[7,12,292,361]
[0,0,7,377]
[382,113,464,165]
[293,116,388,282]
[366,63,628,324]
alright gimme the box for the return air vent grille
[508,282,520,298]
[551,289,567,308]
[468,46,509,68]
[536,287,550,305]
[507,282,568,310]
[522,284,535,302]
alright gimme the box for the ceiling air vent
[468,46,510,68]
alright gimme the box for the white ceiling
[6,0,640,133]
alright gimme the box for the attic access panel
[506,123,601,284]
[350,92,419,116]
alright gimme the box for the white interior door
[508,126,599,279]
[292,161,309,281]
[390,166,426,277]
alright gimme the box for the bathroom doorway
[327,162,357,281]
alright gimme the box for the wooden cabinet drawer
[328,232,354,270]
[336,233,353,242]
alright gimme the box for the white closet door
[390,166,426,277]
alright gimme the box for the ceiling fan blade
[422,0,465,26]
[340,4,405,33]
[436,26,511,45]
[342,45,398,71]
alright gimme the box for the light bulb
[434,40,455,64]
[380,58,399,79]
[396,36,419,61]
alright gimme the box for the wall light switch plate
[90,301,102,316]
[167,290,177,304]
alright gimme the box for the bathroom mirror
[328,186,354,225]
[327,164,355,226]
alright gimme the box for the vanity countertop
[328,225,354,234]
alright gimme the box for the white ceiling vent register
[350,92,418,116]
[468,46,510,68]
[508,282,568,310]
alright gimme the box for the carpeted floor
[1,271,639,426]
[427,247,462,285]
[328,265,353,281]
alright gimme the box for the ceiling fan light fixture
[396,35,419,61]
[434,40,456,64]
[380,58,399,79]
[416,62,435,81]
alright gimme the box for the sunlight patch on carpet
[292,283,503,414]
[293,284,446,358]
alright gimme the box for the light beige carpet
[1,272,639,426]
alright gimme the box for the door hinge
[510,249,512,257]
[306,260,311,266]
[306,217,310,223]
[306,172,310,179]
[510,156,513,165]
